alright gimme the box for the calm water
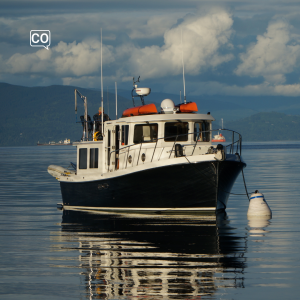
[0,143,300,299]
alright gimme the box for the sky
[1,0,300,97]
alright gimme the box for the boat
[212,132,226,143]
[212,118,226,142]
[48,82,246,213]
[37,138,72,146]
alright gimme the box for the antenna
[180,90,182,103]
[75,89,77,114]
[132,76,140,107]
[181,29,186,104]
[115,82,118,119]
[107,86,109,118]
[101,28,104,136]
[131,76,150,106]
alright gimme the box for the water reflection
[247,216,271,237]
[59,210,247,299]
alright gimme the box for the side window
[164,122,188,142]
[79,148,87,169]
[202,121,211,142]
[90,148,99,168]
[194,122,202,141]
[121,125,129,145]
[134,124,158,144]
[194,122,210,142]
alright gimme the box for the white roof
[106,113,215,124]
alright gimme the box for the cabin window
[134,124,158,144]
[90,148,99,168]
[121,125,129,145]
[79,148,87,169]
[164,122,188,142]
[194,121,210,142]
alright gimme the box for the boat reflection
[60,210,247,299]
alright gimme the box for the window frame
[133,123,158,144]
[164,122,189,142]
[79,148,87,169]
[194,121,211,142]
[89,148,99,169]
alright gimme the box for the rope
[236,153,251,201]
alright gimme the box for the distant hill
[225,112,300,141]
[0,82,300,146]
[0,83,136,146]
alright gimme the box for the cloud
[2,7,300,97]
[2,9,234,82]
[124,9,234,79]
[235,19,300,84]
[129,15,179,39]
[53,40,114,76]
[4,39,115,77]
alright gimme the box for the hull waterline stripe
[63,205,216,212]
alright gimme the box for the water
[0,143,300,299]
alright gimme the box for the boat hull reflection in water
[61,210,246,299]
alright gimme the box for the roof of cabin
[106,113,215,124]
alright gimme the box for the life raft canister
[176,102,198,113]
[122,103,158,117]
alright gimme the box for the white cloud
[53,40,114,76]
[2,8,300,97]
[129,15,179,39]
[235,19,300,84]
[4,39,115,77]
[123,9,234,79]
[6,49,52,73]
[2,9,234,82]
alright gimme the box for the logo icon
[30,30,51,50]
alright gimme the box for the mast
[74,89,88,140]
[107,86,109,118]
[115,82,118,119]
[181,29,186,104]
[101,28,104,137]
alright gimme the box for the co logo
[30,30,51,50]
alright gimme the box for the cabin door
[105,124,120,171]
[105,125,112,171]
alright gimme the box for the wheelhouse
[75,112,215,177]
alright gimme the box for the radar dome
[135,88,151,96]
[161,99,176,114]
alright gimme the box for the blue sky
[0,0,300,97]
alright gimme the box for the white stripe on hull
[62,205,216,213]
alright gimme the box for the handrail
[109,128,242,155]
[107,128,242,169]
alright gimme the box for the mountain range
[0,82,300,146]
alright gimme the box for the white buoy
[247,190,272,218]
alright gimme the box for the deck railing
[107,129,242,170]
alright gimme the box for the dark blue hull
[60,160,245,211]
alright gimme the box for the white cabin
[73,112,215,181]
